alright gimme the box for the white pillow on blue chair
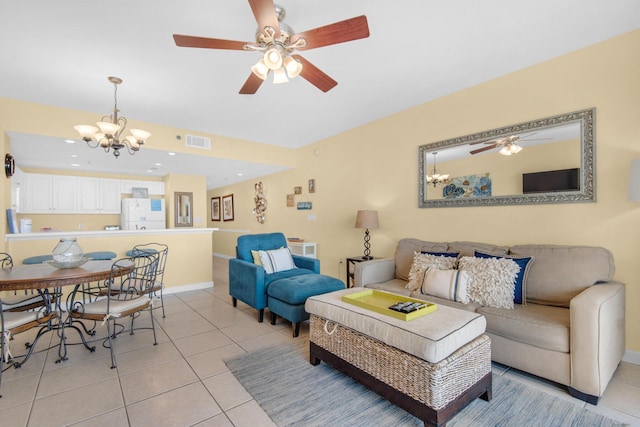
[259,248,296,274]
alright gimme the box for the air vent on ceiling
[185,134,211,150]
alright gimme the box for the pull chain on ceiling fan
[173,0,370,94]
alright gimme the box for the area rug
[225,342,624,427]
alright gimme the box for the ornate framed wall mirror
[175,192,193,227]
[418,108,595,208]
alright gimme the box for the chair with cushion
[127,243,168,318]
[229,233,344,336]
[68,254,159,368]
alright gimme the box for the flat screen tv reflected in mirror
[522,168,580,194]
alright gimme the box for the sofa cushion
[478,304,570,353]
[510,245,615,307]
[458,256,520,309]
[474,251,534,305]
[419,269,470,303]
[364,279,413,296]
[447,241,509,257]
[406,252,458,291]
[394,239,448,281]
[259,248,295,274]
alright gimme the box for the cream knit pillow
[406,252,458,291]
[458,256,520,309]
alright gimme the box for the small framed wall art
[211,197,221,221]
[294,186,302,195]
[286,194,295,207]
[222,194,235,221]
[308,179,316,193]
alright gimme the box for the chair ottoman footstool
[267,275,345,337]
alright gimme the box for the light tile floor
[1,256,639,426]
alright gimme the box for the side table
[346,256,378,288]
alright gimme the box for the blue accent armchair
[229,233,319,322]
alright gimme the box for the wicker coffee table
[305,289,492,427]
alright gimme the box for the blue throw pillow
[474,250,534,305]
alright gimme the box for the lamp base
[361,255,373,260]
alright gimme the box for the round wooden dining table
[0,259,133,364]
[0,260,123,291]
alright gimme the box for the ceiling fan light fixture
[251,58,269,80]
[272,67,289,84]
[263,46,283,70]
[283,56,302,78]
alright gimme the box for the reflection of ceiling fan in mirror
[173,0,370,94]
[469,133,551,156]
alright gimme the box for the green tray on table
[342,289,437,321]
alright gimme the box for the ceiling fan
[173,0,370,94]
[469,133,551,156]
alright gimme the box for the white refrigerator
[120,198,166,230]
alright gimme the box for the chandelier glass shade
[426,152,450,187]
[74,76,150,158]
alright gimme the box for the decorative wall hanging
[443,173,492,199]
[253,182,267,223]
[297,201,312,210]
[294,186,302,195]
[286,194,295,207]
[211,197,221,221]
[308,179,316,193]
[222,194,235,221]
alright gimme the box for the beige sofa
[354,239,625,404]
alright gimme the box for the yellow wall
[208,30,640,351]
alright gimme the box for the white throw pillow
[406,252,458,291]
[419,269,470,303]
[259,248,295,274]
[458,256,520,309]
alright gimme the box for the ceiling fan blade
[292,55,338,92]
[470,144,497,155]
[173,34,248,50]
[239,73,264,95]
[293,15,370,50]
[248,0,280,37]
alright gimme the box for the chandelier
[245,5,304,84]
[426,152,450,187]
[74,77,151,158]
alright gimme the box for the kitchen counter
[5,228,219,242]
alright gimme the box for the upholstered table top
[305,288,486,364]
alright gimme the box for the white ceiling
[2,0,639,189]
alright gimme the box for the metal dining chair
[127,243,168,318]
[1,253,48,312]
[68,254,159,368]
[1,254,57,397]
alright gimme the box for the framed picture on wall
[222,194,234,221]
[308,179,316,193]
[211,197,221,221]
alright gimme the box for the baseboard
[213,252,232,260]
[164,281,213,295]
[623,349,640,365]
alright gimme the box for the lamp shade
[355,210,379,229]
[629,159,640,201]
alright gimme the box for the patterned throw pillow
[474,251,534,305]
[458,256,521,309]
[419,269,470,303]
[258,248,296,274]
[406,252,458,291]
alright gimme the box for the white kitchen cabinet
[20,174,77,214]
[77,178,121,214]
[145,181,165,195]
[120,179,143,194]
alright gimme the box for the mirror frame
[418,108,595,208]
[174,191,193,227]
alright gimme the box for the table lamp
[355,210,379,260]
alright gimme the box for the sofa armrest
[570,281,625,397]
[292,255,320,273]
[354,258,396,287]
[229,258,268,309]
